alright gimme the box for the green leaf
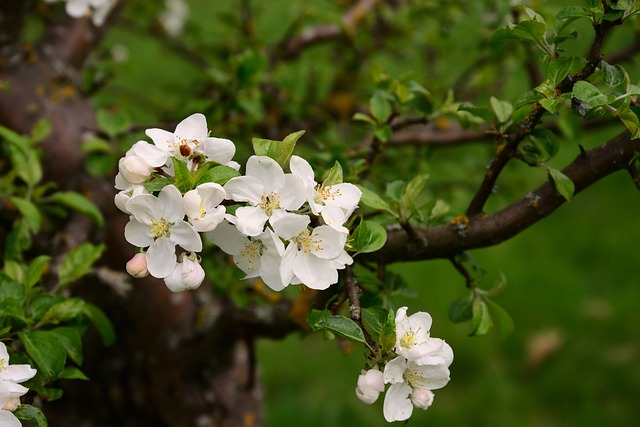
[14,404,48,427]
[9,197,41,234]
[470,298,493,336]
[307,310,365,344]
[448,293,474,323]
[57,243,105,287]
[373,124,392,142]
[615,106,640,139]
[485,299,515,339]
[351,220,387,254]
[81,137,112,154]
[458,103,494,123]
[58,365,89,380]
[386,180,406,202]
[39,298,85,326]
[572,81,614,108]
[361,307,388,337]
[82,303,115,346]
[379,308,396,352]
[545,57,573,86]
[172,157,194,194]
[0,124,42,186]
[513,90,541,109]
[553,6,585,34]
[401,174,429,220]
[19,330,67,381]
[352,112,376,125]
[483,272,508,297]
[252,130,304,168]
[547,167,575,202]
[196,165,241,186]
[600,61,627,89]
[0,273,25,302]
[144,177,174,192]
[534,79,557,99]
[96,108,131,138]
[490,96,514,123]
[49,191,105,228]
[0,298,26,328]
[26,256,51,289]
[29,118,52,144]
[356,185,395,215]
[48,326,84,365]
[370,91,392,123]
[509,20,547,43]
[322,161,343,186]
[28,293,63,323]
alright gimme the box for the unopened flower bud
[164,255,205,292]
[355,368,385,404]
[119,155,152,184]
[410,387,434,410]
[126,253,149,278]
[2,396,20,412]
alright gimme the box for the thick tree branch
[364,130,637,264]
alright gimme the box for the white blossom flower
[355,368,385,405]
[183,183,226,232]
[114,184,148,214]
[159,0,189,36]
[163,254,205,292]
[274,213,349,290]
[125,253,149,278]
[394,306,453,363]
[0,342,37,427]
[224,156,306,237]
[63,0,116,26]
[115,140,167,190]
[289,155,362,232]
[382,356,451,423]
[145,113,235,168]
[208,220,287,291]
[124,185,202,278]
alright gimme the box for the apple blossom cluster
[355,307,453,423]
[115,113,362,292]
[0,342,37,427]
[42,0,116,26]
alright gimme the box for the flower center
[293,230,323,254]
[259,192,281,216]
[240,240,264,271]
[404,367,426,389]
[314,185,341,205]
[399,329,420,349]
[0,358,6,372]
[150,219,172,239]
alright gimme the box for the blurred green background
[63,0,640,424]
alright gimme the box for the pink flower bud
[164,256,205,292]
[126,253,149,278]
[355,368,385,404]
[410,387,434,410]
[119,155,152,184]
[2,396,20,412]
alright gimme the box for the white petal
[383,383,413,422]
[174,113,208,142]
[145,128,175,152]
[289,155,316,187]
[269,210,309,239]
[0,342,9,361]
[124,219,153,248]
[126,194,162,225]
[158,185,185,222]
[170,222,202,252]
[0,410,21,427]
[3,365,37,383]
[319,205,348,232]
[207,221,249,255]
[293,254,337,290]
[131,141,168,167]
[66,0,89,17]
[234,206,269,237]
[223,175,264,204]
[310,225,346,260]
[198,182,226,207]
[246,156,285,192]
[201,137,236,164]
[258,236,287,292]
[278,174,306,210]
[325,183,362,216]
[410,362,451,390]
[146,238,177,278]
[383,356,407,384]
[279,244,298,286]
[191,206,225,232]
[183,190,203,220]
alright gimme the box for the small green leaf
[96,108,131,138]
[448,293,474,323]
[534,79,557,99]
[39,298,85,326]
[307,310,365,344]
[379,308,396,352]
[81,137,112,154]
[545,57,573,86]
[26,256,51,289]
[252,130,304,168]
[509,20,547,43]
[351,220,387,254]
[196,165,241,186]
[48,326,83,365]
[352,112,376,125]
[373,124,392,142]
[58,366,89,380]
[9,197,41,234]
[49,191,105,227]
[0,124,42,186]
[361,306,388,337]
[0,298,26,328]
[82,303,115,346]
[546,167,575,201]
[490,96,514,123]
[356,185,395,215]
[458,103,494,123]
[554,6,585,34]
[322,161,343,186]
[615,106,640,139]
[572,81,614,108]
[370,91,392,123]
[14,404,48,427]
[144,177,174,192]
[470,298,493,336]
[29,118,52,144]
[172,157,194,194]
[485,299,515,339]
[0,273,25,302]
[58,243,105,287]
[401,174,429,220]
[600,61,627,89]
[19,330,67,381]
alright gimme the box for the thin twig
[449,256,474,289]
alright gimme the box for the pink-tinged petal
[410,388,434,410]
[132,141,169,167]
[146,238,177,278]
[201,137,236,164]
[278,174,306,211]
[269,210,309,239]
[158,185,185,222]
[191,206,225,232]
[411,362,451,390]
[174,113,208,141]
[325,183,362,216]
[145,128,175,152]
[234,206,268,237]
[0,410,21,427]
[383,356,407,384]
[320,205,348,232]
[207,221,249,255]
[310,225,346,260]
[170,222,202,252]
[279,244,298,286]
[114,172,131,191]
[124,220,154,248]
[224,176,264,204]
[383,383,413,422]
[3,364,37,383]
[183,190,203,220]
[246,156,285,192]
[293,254,337,290]
[126,194,161,224]
[289,155,316,187]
